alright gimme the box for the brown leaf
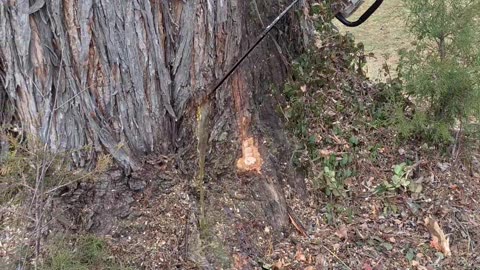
[319,149,333,157]
[233,253,249,269]
[295,248,307,262]
[335,224,348,240]
[362,262,373,270]
[273,260,285,270]
[424,217,451,257]
[412,260,428,270]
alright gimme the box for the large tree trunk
[1,0,316,238]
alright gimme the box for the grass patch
[0,133,113,204]
[335,0,411,79]
[41,235,128,270]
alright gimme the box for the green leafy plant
[323,202,355,225]
[378,163,411,192]
[323,166,345,197]
[391,0,480,144]
[282,3,367,199]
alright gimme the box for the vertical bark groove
[1,0,312,171]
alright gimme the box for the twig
[53,83,97,111]
[321,244,352,270]
[452,121,463,162]
[1,207,36,222]
[287,205,308,238]
[453,214,474,254]
[46,172,95,194]
[405,160,423,179]
[30,47,63,270]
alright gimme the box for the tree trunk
[1,0,315,235]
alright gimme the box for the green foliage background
[394,0,480,144]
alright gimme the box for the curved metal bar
[336,0,384,27]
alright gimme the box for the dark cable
[203,0,300,102]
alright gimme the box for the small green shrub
[377,163,410,193]
[388,0,480,145]
[322,166,346,198]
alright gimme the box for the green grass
[335,0,411,79]
[42,235,129,270]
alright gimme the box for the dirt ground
[105,84,480,269]
[2,85,480,270]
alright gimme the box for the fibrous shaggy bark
[1,0,317,233]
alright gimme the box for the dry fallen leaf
[411,260,428,270]
[233,253,249,269]
[424,217,452,257]
[295,248,306,262]
[319,149,333,157]
[273,259,285,270]
[362,262,373,270]
[335,224,348,240]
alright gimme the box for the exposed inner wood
[236,137,264,173]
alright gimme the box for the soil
[2,77,480,270]
[2,38,480,270]
[34,86,479,269]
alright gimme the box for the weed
[0,134,112,201]
[324,203,356,225]
[377,163,411,193]
[0,131,114,268]
[41,235,128,270]
[368,144,382,161]
[323,166,345,198]
[382,201,399,217]
[349,135,360,148]
[281,3,371,202]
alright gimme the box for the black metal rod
[205,0,300,99]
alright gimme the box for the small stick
[321,244,352,270]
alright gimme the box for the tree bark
[1,0,315,233]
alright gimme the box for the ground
[105,78,480,269]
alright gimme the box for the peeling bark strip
[0,0,313,170]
